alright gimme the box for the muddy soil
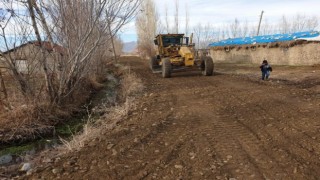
[12,56,320,179]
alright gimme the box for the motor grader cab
[150,33,214,78]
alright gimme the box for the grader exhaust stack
[189,33,193,45]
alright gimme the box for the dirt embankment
[5,56,320,179]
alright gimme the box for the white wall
[210,43,320,66]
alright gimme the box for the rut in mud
[19,56,320,179]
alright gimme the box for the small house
[0,41,65,74]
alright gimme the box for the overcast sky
[120,0,320,42]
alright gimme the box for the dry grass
[60,65,144,151]
[0,60,144,149]
[0,102,71,143]
[59,110,97,151]
[88,78,106,91]
[0,73,104,144]
[120,66,144,98]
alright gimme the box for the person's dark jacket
[260,63,272,72]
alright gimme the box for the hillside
[122,41,137,53]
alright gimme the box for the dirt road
[28,57,320,179]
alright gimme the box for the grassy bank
[0,63,122,145]
[60,65,144,151]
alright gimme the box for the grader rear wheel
[201,56,214,76]
[150,56,159,70]
[162,58,171,78]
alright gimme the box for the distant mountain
[123,41,137,53]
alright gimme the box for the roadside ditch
[0,64,144,178]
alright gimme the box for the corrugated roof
[296,35,320,41]
[208,31,320,47]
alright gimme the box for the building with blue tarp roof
[209,31,320,47]
[208,31,320,66]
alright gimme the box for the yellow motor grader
[150,33,214,78]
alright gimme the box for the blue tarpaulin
[208,31,320,47]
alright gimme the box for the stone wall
[210,43,320,66]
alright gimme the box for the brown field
[3,56,320,179]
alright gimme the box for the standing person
[260,59,272,80]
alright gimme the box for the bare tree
[202,23,216,48]
[0,0,141,105]
[291,13,319,32]
[260,18,275,35]
[0,2,35,98]
[157,19,165,34]
[174,0,179,33]
[291,13,307,32]
[136,0,158,58]
[0,69,8,108]
[306,15,319,31]
[241,19,249,37]
[50,0,141,103]
[229,18,241,38]
[193,23,217,49]
[279,15,291,33]
[306,16,319,31]
[215,27,221,41]
[221,24,229,40]
[193,23,202,49]
[278,14,318,34]
[27,0,55,102]
[185,3,189,36]
[164,4,170,33]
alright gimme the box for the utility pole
[257,10,264,36]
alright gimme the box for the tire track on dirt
[219,78,320,179]
[111,96,180,178]
[154,76,279,179]
[132,58,320,179]
[136,58,316,177]
[248,102,320,178]
[201,92,285,179]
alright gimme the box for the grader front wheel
[201,56,214,76]
[162,58,171,78]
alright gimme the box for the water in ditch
[0,74,119,166]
